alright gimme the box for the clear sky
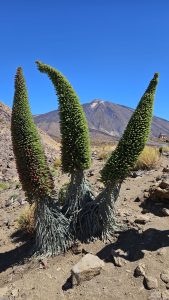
[0,0,168,120]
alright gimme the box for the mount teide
[34,99,169,143]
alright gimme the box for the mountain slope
[34,99,169,141]
[0,102,60,182]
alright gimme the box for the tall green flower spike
[11,67,54,202]
[36,61,91,174]
[101,73,159,185]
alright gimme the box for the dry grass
[161,145,169,152]
[134,146,160,170]
[53,157,61,169]
[94,144,116,160]
[17,204,35,234]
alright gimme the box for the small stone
[11,288,19,297]
[160,270,169,283]
[157,248,167,256]
[144,276,158,290]
[162,208,169,216]
[162,291,169,300]
[147,290,162,300]
[87,170,94,177]
[111,249,127,267]
[163,168,169,173]
[113,256,125,267]
[71,254,105,285]
[134,215,150,225]
[156,175,162,181]
[5,197,14,207]
[134,263,146,277]
[134,197,141,202]
[0,286,9,297]
[159,181,169,189]
[17,198,26,205]
[142,209,149,214]
[39,258,48,269]
[144,192,149,198]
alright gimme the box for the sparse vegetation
[17,204,35,234]
[161,145,169,152]
[0,182,9,191]
[53,157,61,169]
[134,146,160,170]
[97,145,115,160]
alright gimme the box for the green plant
[101,73,159,185]
[0,182,9,191]
[11,67,54,202]
[10,65,160,255]
[9,193,18,201]
[11,67,71,256]
[79,73,159,241]
[36,61,91,173]
[36,61,94,232]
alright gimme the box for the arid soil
[0,151,169,300]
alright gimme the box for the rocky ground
[0,147,169,300]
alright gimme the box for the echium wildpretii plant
[101,73,159,185]
[11,65,159,255]
[78,73,159,241]
[11,67,71,256]
[36,61,93,233]
[36,61,91,174]
[11,67,54,202]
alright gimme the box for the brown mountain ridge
[33,99,169,142]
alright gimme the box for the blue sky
[0,0,169,120]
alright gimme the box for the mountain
[0,102,60,182]
[34,99,169,142]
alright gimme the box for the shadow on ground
[0,236,34,273]
[140,197,169,217]
[97,228,169,262]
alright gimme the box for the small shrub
[17,204,35,234]
[50,167,58,177]
[53,157,61,169]
[134,146,160,170]
[9,193,18,201]
[161,146,169,152]
[0,182,9,191]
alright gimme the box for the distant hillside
[34,99,169,142]
[0,101,60,182]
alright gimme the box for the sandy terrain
[0,152,169,300]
